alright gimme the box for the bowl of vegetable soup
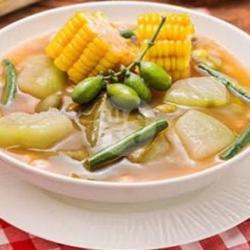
[0,1,249,202]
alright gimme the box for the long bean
[1,59,17,105]
[85,119,168,171]
[220,124,250,160]
[198,63,250,104]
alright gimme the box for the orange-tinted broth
[0,35,249,182]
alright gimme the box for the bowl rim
[0,0,249,188]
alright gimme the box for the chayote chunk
[18,54,66,99]
[165,77,229,107]
[175,110,235,160]
[0,109,74,149]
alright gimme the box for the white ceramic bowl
[0,1,249,203]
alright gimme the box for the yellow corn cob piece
[137,24,193,41]
[145,40,192,57]
[136,12,193,80]
[170,69,190,81]
[46,12,87,59]
[138,13,191,26]
[136,13,194,41]
[46,11,135,83]
[146,56,190,72]
[54,24,96,71]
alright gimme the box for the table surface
[0,0,250,33]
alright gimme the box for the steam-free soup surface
[0,34,249,182]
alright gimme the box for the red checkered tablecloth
[1,218,250,250]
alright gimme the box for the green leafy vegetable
[79,94,107,147]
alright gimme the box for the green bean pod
[198,63,250,104]
[85,119,168,171]
[139,61,172,91]
[107,83,141,111]
[220,124,250,160]
[71,76,104,104]
[1,59,17,105]
[124,73,152,103]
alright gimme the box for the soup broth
[0,13,249,182]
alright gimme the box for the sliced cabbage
[175,110,235,160]
[18,55,65,99]
[0,109,74,149]
[165,77,229,107]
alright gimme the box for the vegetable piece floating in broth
[70,15,168,110]
[175,110,235,160]
[85,119,168,171]
[1,59,17,105]
[155,103,177,113]
[0,109,74,149]
[107,84,141,111]
[35,92,63,112]
[79,94,107,147]
[198,63,250,104]
[18,55,66,99]
[46,12,135,82]
[136,12,194,80]
[136,13,193,40]
[165,77,229,107]
[72,76,104,104]
[139,61,172,91]
[0,10,249,182]
[80,93,146,150]
[124,73,152,103]
[220,124,250,160]
[128,132,170,163]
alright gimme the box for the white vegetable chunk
[18,55,65,99]
[165,77,229,107]
[175,110,235,160]
[0,109,74,149]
